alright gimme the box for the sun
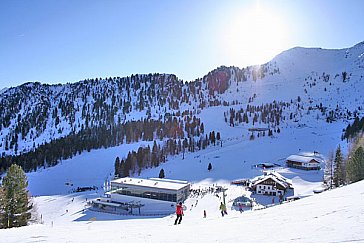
[223,2,288,66]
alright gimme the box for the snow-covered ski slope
[223,41,364,111]
[1,43,364,242]
[1,179,363,242]
[26,104,342,197]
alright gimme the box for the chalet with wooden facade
[250,171,293,196]
[286,154,321,170]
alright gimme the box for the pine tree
[114,156,120,178]
[211,131,216,146]
[333,145,344,187]
[346,146,364,183]
[208,163,212,171]
[158,169,165,178]
[0,164,31,228]
[216,132,221,141]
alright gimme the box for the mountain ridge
[0,41,363,174]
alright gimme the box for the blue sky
[1,0,364,89]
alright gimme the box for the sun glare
[224,3,288,66]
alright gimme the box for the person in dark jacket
[174,202,184,225]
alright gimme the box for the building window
[115,189,178,202]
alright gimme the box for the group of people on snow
[189,186,216,198]
[174,201,232,225]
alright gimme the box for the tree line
[0,116,204,174]
[114,131,221,178]
[224,100,288,128]
[342,116,364,141]
[0,63,276,158]
[326,144,364,188]
[325,117,364,188]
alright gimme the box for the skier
[174,202,184,225]
[203,210,207,218]
[219,202,227,217]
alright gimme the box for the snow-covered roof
[148,177,188,184]
[111,177,190,191]
[286,155,321,164]
[250,171,292,189]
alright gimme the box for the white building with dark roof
[250,171,293,196]
[286,154,321,170]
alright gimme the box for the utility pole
[216,186,228,205]
[221,187,228,205]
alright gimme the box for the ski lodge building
[286,154,321,170]
[250,171,293,196]
[92,177,190,215]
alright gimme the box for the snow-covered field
[1,107,357,242]
[26,104,344,198]
[1,178,363,242]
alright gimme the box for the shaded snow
[27,142,154,196]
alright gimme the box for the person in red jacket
[174,202,184,225]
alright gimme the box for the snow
[286,154,321,163]
[111,177,189,191]
[1,43,364,241]
[1,180,363,242]
[1,107,358,241]
[27,142,155,196]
